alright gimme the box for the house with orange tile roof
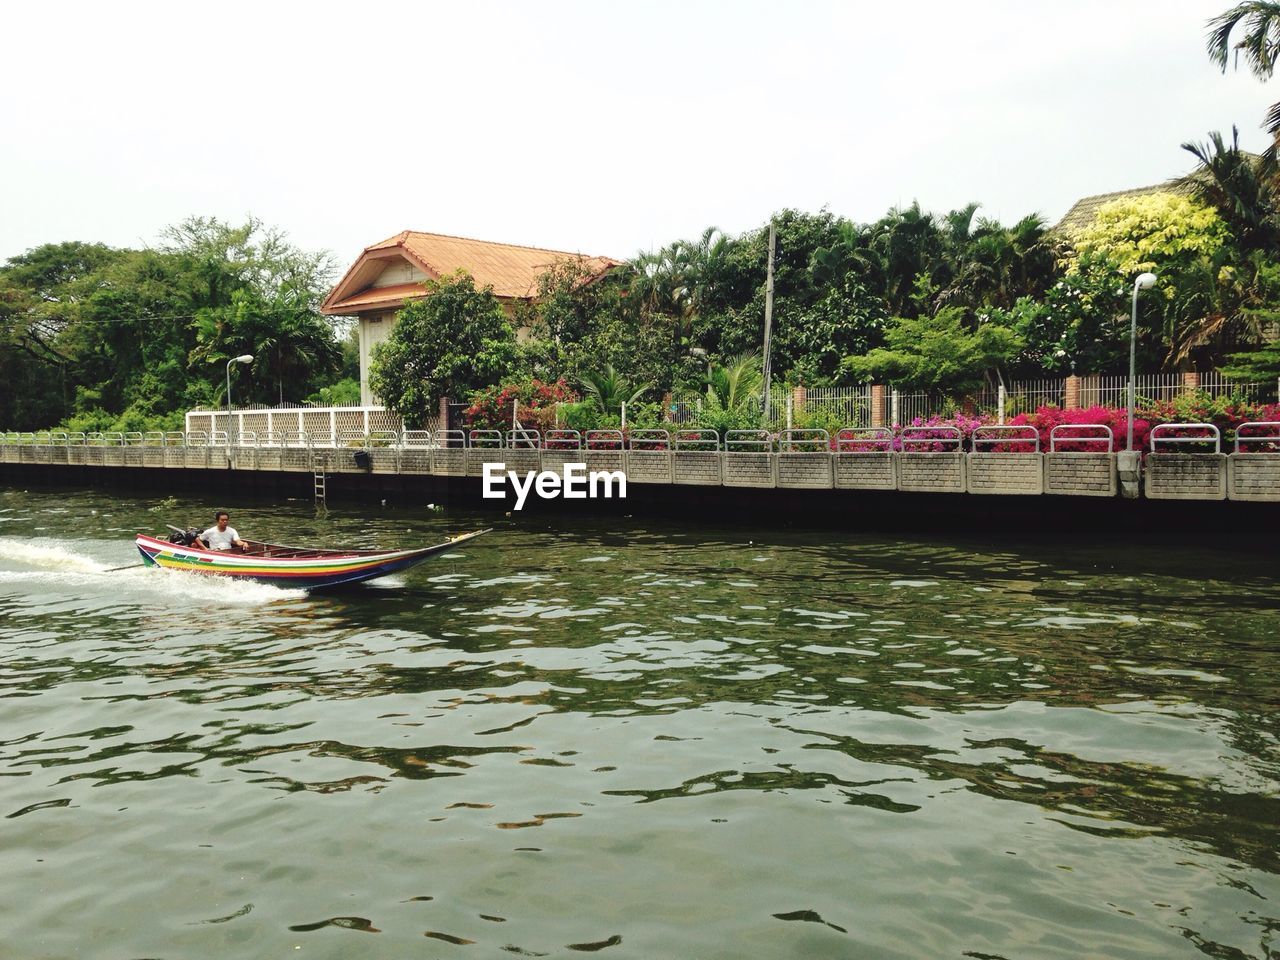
[321,230,622,404]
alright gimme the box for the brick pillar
[1064,375,1081,411]
[792,385,807,413]
[870,385,886,428]
[439,396,450,434]
[1182,371,1200,393]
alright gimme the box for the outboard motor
[167,527,201,546]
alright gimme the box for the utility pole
[761,221,776,421]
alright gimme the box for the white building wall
[359,311,399,405]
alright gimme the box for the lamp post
[225,354,253,447]
[1126,274,1157,451]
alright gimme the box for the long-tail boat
[133,527,488,590]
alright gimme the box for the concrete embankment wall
[4,455,1278,541]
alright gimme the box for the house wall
[359,311,399,405]
[357,286,527,405]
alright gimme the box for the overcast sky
[2,0,1275,270]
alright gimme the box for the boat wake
[0,538,109,573]
[0,537,307,605]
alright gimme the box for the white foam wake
[0,537,109,573]
[0,537,307,605]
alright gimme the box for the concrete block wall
[625,450,673,483]
[398,449,433,474]
[673,451,722,486]
[966,453,1043,495]
[1226,455,1280,501]
[541,449,584,474]
[1144,453,1227,500]
[468,449,538,478]
[256,449,285,471]
[429,449,466,476]
[280,449,311,472]
[898,453,965,493]
[367,449,399,474]
[1043,453,1117,497]
[777,453,834,488]
[834,453,896,490]
[583,450,626,476]
[723,453,775,487]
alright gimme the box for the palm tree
[705,351,763,412]
[580,364,650,417]
[627,228,731,368]
[255,297,343,404]
[1207,2,1280,164]
[1182,127,1280,251]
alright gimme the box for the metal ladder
[313,453,327,508]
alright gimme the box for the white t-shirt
[201,525,240,550]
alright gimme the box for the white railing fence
[185,405,418,445]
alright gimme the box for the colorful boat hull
[134,530,487,590]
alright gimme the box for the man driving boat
[196,510,249,552]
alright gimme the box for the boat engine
[168,527,202,546]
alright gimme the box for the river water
[0,485,1276,959]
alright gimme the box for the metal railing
[724,430,772,452]
[1048,424,1114,452]
[544,429,581,450]
[673,429,719,451]
[585,429,624,449]
[971,425,1039,454]
[899,426,963,452]
[6,421,1279,457]
[628,429,670,451]
[779,429,830,453]
[835,427,893,452]
[1149,423,1221,453]
[1233,421,1280,454]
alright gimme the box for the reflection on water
[0,486,1277,959]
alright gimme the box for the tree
[1063,192,1274,368]
[705,351,763,412]
[842,307,1022,392]
[1182,127,1280,251]
[1207,1,1280,163]
[369,272,517,426]
[580,364,650,417]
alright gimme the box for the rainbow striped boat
[134,529,488,591]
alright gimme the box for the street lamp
[226,354,253,446]
[1126,273,1157,451]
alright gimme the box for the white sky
[1,0,1275,270]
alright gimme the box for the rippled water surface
[0,486,1277,959]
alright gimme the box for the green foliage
[1183,127,1280,252]
[1206,2,1280,163]
[579,364,650,418]
[370,272,518,426]
[996,256,1133,374]
[704,351,763,412]
[843,307,1022,392]
[0,217,338,430]
[695,393,763,433]
[1221,319,1280,380]
[1069,193,1229,280]
[791,404,848,436]
[306,377,361,406]
[464,378,577,433]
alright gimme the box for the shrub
[465,378,578,434]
